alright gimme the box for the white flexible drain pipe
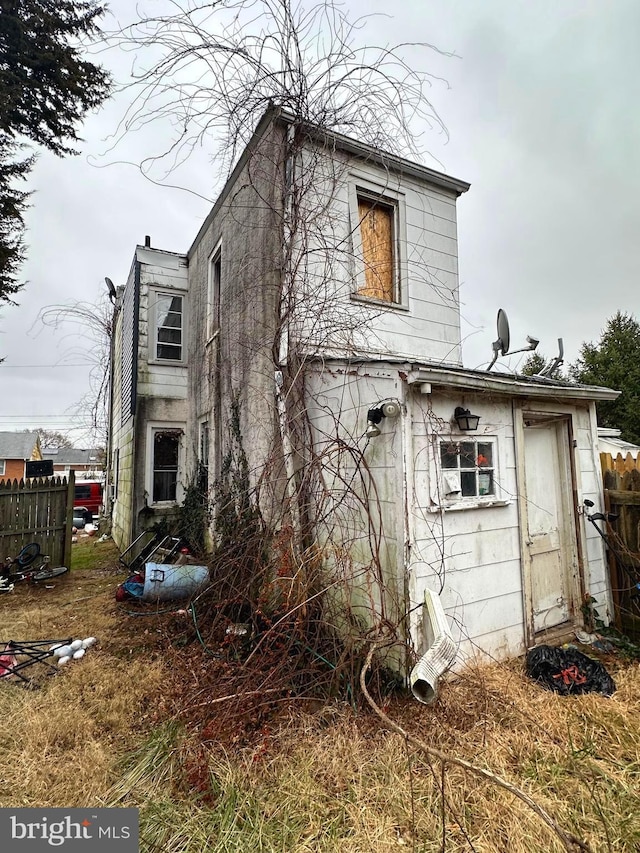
[410,588,457,704]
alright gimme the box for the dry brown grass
[2,540,640,851]
[0,538,164,808]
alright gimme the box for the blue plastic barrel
[142,563,209,602]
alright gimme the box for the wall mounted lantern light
[454,406,480,431]
[366,401,401,438]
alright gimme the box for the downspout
[409,587,457,704]
[105,292,121,523]
[274,370,302,552]
[401,387,413,676]
[130,259,141,545]
[273,121,303,555]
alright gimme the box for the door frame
[514,403,584,646]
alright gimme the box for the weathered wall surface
[110,248,189,548]
[291,141,464,366]
[304,360,611,672]
[187,121,286,519]
[305,362,408,644]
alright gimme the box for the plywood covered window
[356,195,396,302]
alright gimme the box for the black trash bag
[526,645,616,697]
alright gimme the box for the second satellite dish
[487,308,538,371]
[496,309,510,356]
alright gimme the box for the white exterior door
[522,419,577,634]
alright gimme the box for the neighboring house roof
[0,431,41,460]
[597,428,640,457]
[42,448,102,465]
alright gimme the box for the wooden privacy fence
[0,473,74,569]
[600,452,640,638]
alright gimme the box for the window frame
[146,423,185,506]
[206,242,222,344]
[434,435,510,511]
[149,289,187,364]
[0,460,5,477]
[348,175,408,310]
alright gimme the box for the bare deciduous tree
[34,296,113,447]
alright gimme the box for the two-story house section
[186,109,470,513]
[285,124,469,365]
[108,243,189,549]
[183,108,617,667]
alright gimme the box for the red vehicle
[73,481,103,520]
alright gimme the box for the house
[0,431,42,481]
[42,447,104,479]
[597,427,640,460]
[108,107,619,668]
[108,242,188,547]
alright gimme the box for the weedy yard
[1,538,640,852]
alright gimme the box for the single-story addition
[0,431,42,482]
[305,359,619,661]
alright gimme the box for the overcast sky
[0,0,638,444]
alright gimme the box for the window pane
[478,471,494,496]
[158,327,182,345]
[200,422,209,466]
[153,471,177,502]
[477,443,492,467]
[153,433,179,502]
[161,311,182,329]
[156,296,182,326]
[157,343,182,360]
[460,442,476,469]
[441,443,459,469]
[156,295,183,360]
[461,471,477,496]
[357,197,395,301]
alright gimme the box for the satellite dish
[105,276,117,302]
[486,307,538,371]
[487,309,511,370]
[496,309,510,356]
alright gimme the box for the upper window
[349,178,406,308]
[207,249,221,341]
[154,293,184,361]
[440,439,495,499]
[199,420,209,470]
[153,431,180,502]
[0,460,5,477]
[356,194,397,302]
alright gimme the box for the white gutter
[408,368,620,402]
[410,588,457,704]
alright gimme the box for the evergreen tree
[520,352,547,376]
[0,0,111,305]
[0,136,33,304]
[571,311,640,444]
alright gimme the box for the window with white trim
[152,430,181,502]
[0,460,5,477]
[207,249,221,341]
[153,293,184,361]
[199,420,209,469]
[440,439,496,499]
